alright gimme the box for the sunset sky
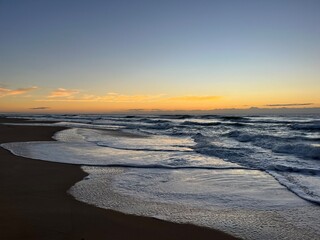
[1,0,319,113]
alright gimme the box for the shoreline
[0,118,237,240]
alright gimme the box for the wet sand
[0,118,237,240]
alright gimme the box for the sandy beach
[0,118,237,240]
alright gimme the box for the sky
[0,0,319,113]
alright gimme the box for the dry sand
[0,118,237,240]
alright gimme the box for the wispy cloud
[127,109,146,112]
[48,88,79,98]
[38,90,222,104]
[0,86,38,97]
[39,92,165,102]
[96,93,165,102]
[169,95,221,101]
[30,107,50,110]
[265,103,313,107]
[127,108,164,112]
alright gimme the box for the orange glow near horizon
[1,87,319,113]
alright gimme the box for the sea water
[2,114,320,239]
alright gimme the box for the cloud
[96,93,165,103]
[169,95,221,101]
[126,108,164,112]
[39,92,165,102]
[39,91,221,104]
[127,109,146,112]
[48,88,79,98]
[0,86,38,97]
[30,107,50,110]
[265,103,313,107]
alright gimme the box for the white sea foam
[1,128,239,169]
[268,171,320,204]
[69,167,320,240]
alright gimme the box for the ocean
[2,114,320,239]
